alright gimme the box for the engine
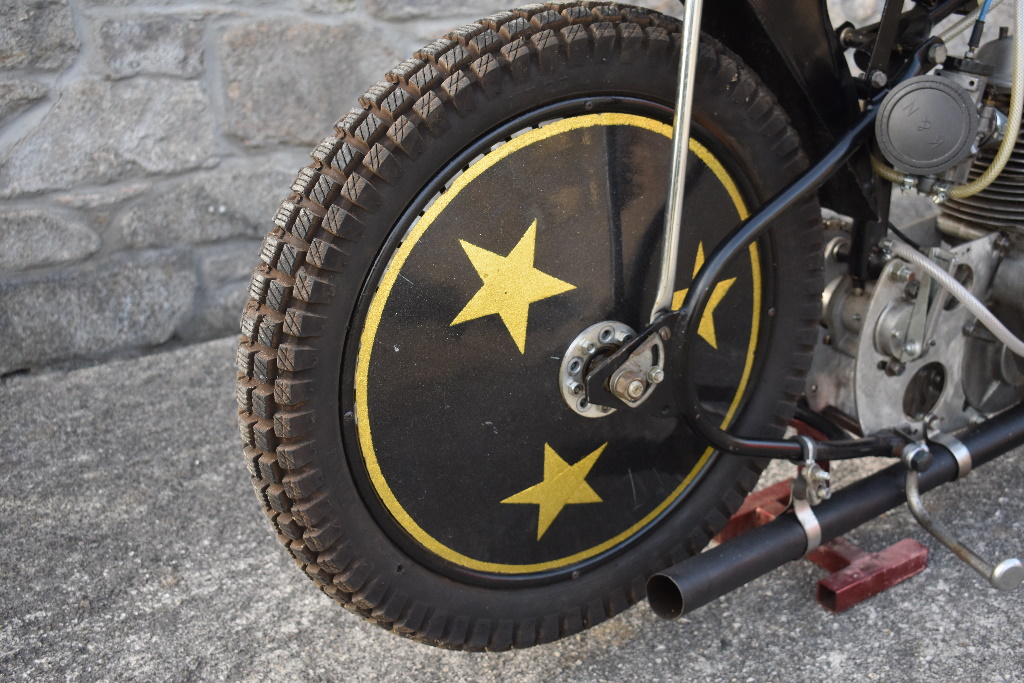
[804,27,1024,439]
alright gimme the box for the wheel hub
[558,321,636,418]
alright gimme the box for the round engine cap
[876,74,979,176]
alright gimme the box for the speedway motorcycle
[236,0,1024,649]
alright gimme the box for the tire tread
[236,0,821,651]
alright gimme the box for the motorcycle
[236,0,1024,649]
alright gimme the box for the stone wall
[0,0,1005,374]
[0,0,520,374]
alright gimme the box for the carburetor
[875,57,1007,196]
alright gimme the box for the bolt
[647,367,665,384]
[810,384,818,393]
[886,359,906,377]
[823,334,833,346]
[904,445,934,472]
[582,341,596,354]
[963,322,976,337]
[891,329,903,340]
[928,43,948,65]
[627,379,646,399]
[891,265,914,283]
[869,70,888,88]
[905,280,920,299]
[904,341,920,356]
[569,381,583,396]
[659,327,671,341]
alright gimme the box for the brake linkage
[583,35,944,463]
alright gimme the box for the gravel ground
[1,336,1022,682]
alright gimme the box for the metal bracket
[903,443,1023,591]
[608,332,665,407]
[792,436,833,505]
[791,436,828,554]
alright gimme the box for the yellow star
[502,443,607,541]
[451,220,575,353]
[671,242,736,350]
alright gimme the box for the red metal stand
[714,480,929,613]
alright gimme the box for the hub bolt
[569,381,583,396]
[627,379,646,400]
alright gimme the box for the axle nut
[627,379,646,400]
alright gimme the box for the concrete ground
[1,336,1022,682]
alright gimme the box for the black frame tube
[675,108,878,459]
[673,41,938,460]
[648,402,1024,619]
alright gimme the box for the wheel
[237,1,821,650]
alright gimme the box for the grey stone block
[0,249,196,374]
[218,19,402,147]
[0,78,48,128]
[180,241,259,341]
[0,0,80,71]
[113,163,294,249]
[0,209,100,274]
[199,239,260,285]
[1,78,217,197]
[366,0,507,20]
[189,277,251,340]
[91,14,205,79]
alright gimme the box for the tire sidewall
[302,41,818,628]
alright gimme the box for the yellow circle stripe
[354,113,761,573]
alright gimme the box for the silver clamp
[793,496,822,555]
[929,431,972,479]
[791,436,826,554]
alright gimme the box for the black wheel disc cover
[340,101,766,585]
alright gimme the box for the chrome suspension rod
[650,0,704,324]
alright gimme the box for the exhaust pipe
[648,403,1024,619]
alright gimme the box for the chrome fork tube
[650,0,704,324]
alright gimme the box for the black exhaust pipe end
[647,402,1024,619]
